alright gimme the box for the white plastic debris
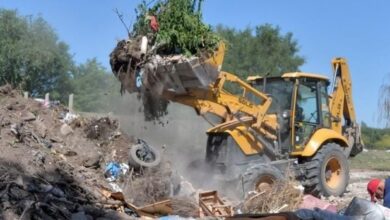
[61,112,79,124]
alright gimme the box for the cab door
[293,80,321,146]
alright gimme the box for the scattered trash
[128,139,161,169]
[199,191,233,217]
[109,130,122,140]
[344,197,388,219]
[109,182,123,193]
[61,112,79,124]
[299,194,337,213]
[242,179,303,214]
[10,123,20,136]
[104,162,129,182]
[84,117,119,140]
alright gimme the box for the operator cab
[247,72,331,153]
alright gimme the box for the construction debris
[199,191,233,217]
[0,85,177,219]
[241,180,303,214]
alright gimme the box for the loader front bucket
[142,43,226,96]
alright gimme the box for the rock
[32,150,46,164]
[50,136,63,143]
[34,120,47,138]
[10,123,20,136]
[0,84,12,94]
[21,111,36,121]
[178,180,197,197]
[64,150,78,157]
[60,124,73,136]
[83,154,102,169]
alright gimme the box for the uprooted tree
[110,0,221,121]
[132,0,220,56]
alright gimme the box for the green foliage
[350,150,390,171]
[133,0,220,55]
[361,122,390,149]
[0,9,74,102]
[72,59,121,112]
[216,24,305,78]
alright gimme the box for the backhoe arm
[330,58,356,132]
[330,58,363,155]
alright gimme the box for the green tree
[361,121,390,149]
[72,59,120,112]
[216,24,305,79]
[0,9,74,102]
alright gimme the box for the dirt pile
[0,85,174,219]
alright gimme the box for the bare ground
[324,169,390,209]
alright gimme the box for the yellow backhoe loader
[111,42,363,197]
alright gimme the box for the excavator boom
[329,58,363,155]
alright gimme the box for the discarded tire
[302,143,349,197]
[240,164,285,198]
[128,140,161,169]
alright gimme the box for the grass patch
[350,150,390,171]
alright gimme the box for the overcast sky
[1,0,389,127]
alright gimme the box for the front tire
[240,164,285,198]
[302,143,349,197]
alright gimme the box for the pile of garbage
[0,85,177,219]
[3,85,390,219]
[109,0,223,121]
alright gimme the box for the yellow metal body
[290,128,349,157]
[329,58,356,134]
[164,44,359,159]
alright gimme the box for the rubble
[0,85,176,219]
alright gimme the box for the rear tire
[302,143,349,197]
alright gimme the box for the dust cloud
[107,93,221,189]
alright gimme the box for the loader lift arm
[163,71,277,141]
